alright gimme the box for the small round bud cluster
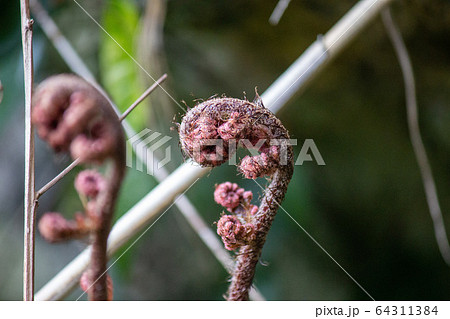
[214,182,256,214]
[75,169,106,198]
[214,182,258,250]
[39,168,106,243]
[239,143,280,179]
[38,212,89,243]
[217,215,256,251]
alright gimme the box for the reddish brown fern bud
[32,74,125,163]
[217,112,248,140]
[214,182,258,250]
[179,94,291,178]
[214,182,258,215]
[38,212,89,243]
[75,170,106,198]
[70,121,118,164]
[217,215,256,251]
[214,182,244,211]
[239,153,273,179]
[179,92,293,300]
[33,74,126,301]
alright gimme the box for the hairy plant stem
[228,163,293,300]
[90,159,125,300]
[90,224,109,300]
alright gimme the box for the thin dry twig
[382,8,450,265]
[118,74,167,121]
[20,0,35,301]
[36,159,80,200]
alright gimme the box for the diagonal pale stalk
[35,0,394,300]
[20,0,35,301]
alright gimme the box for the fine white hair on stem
[382,8,450,265]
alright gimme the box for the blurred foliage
[99,0,146,130]
[1,0,450,300]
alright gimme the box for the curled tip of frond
[31,74,125,164]
[178,92,293,300]
[33,74,126,301]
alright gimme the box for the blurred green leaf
[99,0,146,130]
